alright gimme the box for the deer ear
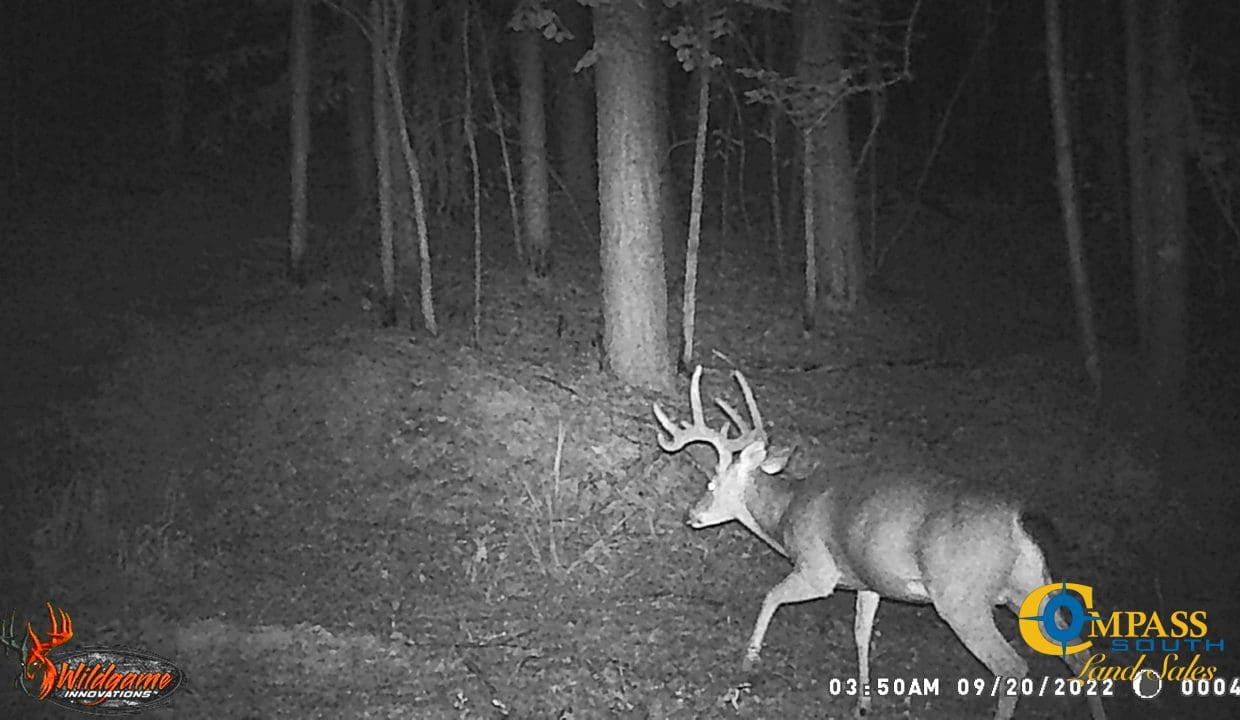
[760,445,794,474]
[738,440,768,469]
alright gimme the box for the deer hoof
[740,654,760,674]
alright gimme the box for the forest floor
[2,163,1237,719]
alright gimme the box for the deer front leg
[743,564,841,672]
[853,590,881,718]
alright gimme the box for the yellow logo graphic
[1017,581,1224,683]
[1018,582,1100,656]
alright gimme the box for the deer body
[657,367,1105,720]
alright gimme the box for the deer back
[781,468,1034,605]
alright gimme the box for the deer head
[653,366,793,554]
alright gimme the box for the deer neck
[737,473,796,558]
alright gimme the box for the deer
[652,366,1106,720]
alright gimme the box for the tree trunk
[345,15,373,205]
[1045,0,1102,398]
[480,26,525,265]
[387,24,440,335]
[680,64,711,372]
[764,9,785,273]
[288,0,311,287]
[372,0,398,326]
[797,0,864,315]
[1147,0,1187,406]
[385,0,414,272]
[595,0,672,390]
[461,4,482,347]
[517,29,551,278]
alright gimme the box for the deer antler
[1,611,30,661]
[25,603,72,701]
[653,366,766,471]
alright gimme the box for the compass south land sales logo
[1018,581,1224,682]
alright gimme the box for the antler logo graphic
[3,603,185,713]
[23,604,73,700]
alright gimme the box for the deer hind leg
[934,599,1028,720]
[853,590,881,718]
[1002,595,1108,720]
[743,560,842,672]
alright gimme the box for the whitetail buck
[653,366,1106,720]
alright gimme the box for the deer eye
[707,481,716,491]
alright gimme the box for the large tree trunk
[345,16,373,205]
[594,0,672,390]
[797,0,864,315]
[288,0,311,286]
[1045,0,1102,398]
[1147,0,1187,405]
[517,29,551,277]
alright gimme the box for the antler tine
[714,398,760,451]
[732,371,765,438]
[0,611,25,658]
[651,402,685,452]
[715,398,749,434]
[688,364,706,428]
[650,366,732,462]
[50,604,71,640]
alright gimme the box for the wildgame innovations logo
[1018,582,1224,682]
[2,603,186,715]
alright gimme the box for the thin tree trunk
[517,29,551,278]
[767,107,785,272]
[288,0,311,286]
[462,4,482,348]
[802,131,816,332]
[479,19,524,265]
[387,28,439,335]
[385,9,416,273]
[595,0,672,389]
[680,64,711,372]
[372,0,398,326]
[1045,0,1102,398]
